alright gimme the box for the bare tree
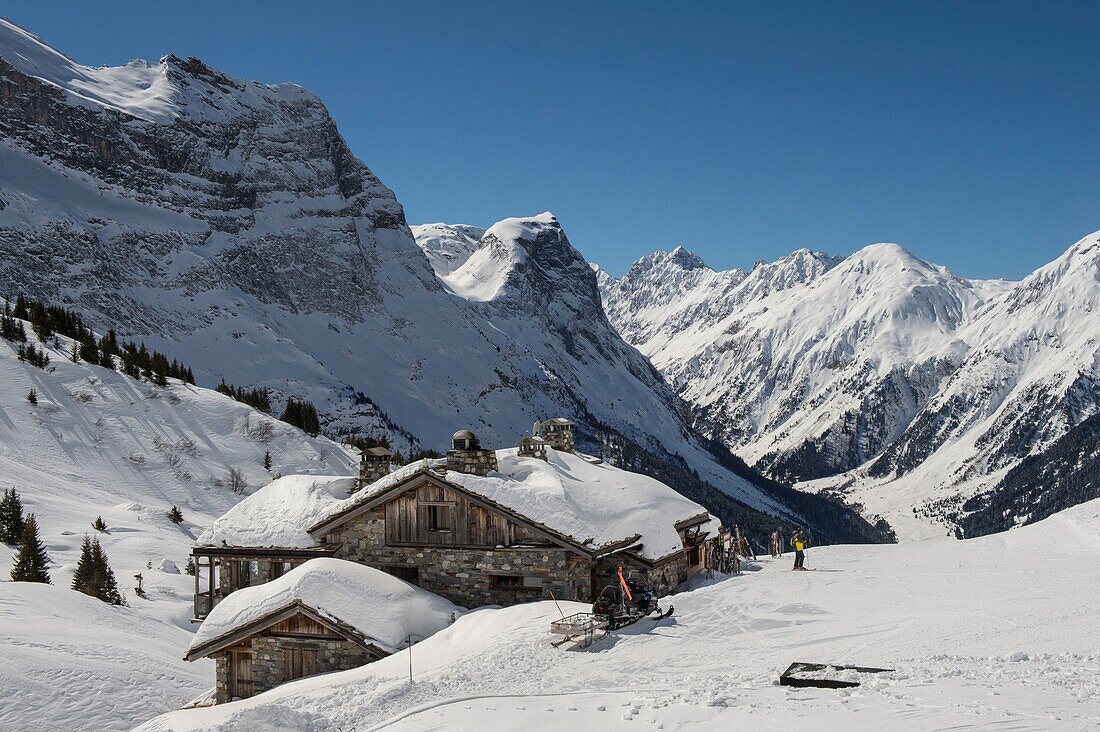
[227,467,248,495]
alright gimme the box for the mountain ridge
[598,232,1098,538]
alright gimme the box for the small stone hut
[186,558,458,703]
[534,418,576,453]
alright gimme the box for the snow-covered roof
[196,475,356,549]
[196,463,435,548]
[200,452,718,560]
[320,449,720,561]
[188,558,458,657]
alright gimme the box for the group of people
[702,526,812,579]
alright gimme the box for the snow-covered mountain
[0,19,887,542]
[599,234,1099,537]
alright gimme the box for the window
[384,566,420,585]
[422,503,452,533]
[492,575,543,590]
[234,560,260,588]
[492,575,523,589]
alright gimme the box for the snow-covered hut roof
[316,449,719,561]
[196,464,431,548]
[196,475,356,549]
[187,558,458,659]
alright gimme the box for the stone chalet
[185,558,457,703]
[192,421,721,619]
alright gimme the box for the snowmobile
[591,567,673,629]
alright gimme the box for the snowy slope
[139,498,1100,731]
[410,223,485,277]
[0,583,208,732]
[0,319,358,732]
[600,233,1098,537]
[0,20,822,536]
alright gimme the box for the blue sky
[5,1,1099,278]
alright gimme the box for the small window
[385,566,420,585]
[424,504,452,533]
[235,560,260,588]
[492,575,523,589]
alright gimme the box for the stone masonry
[327,506,592,607]
[214,632,376,703]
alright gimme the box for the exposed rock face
[598,232,1100,537]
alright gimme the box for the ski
[651,605,674,621]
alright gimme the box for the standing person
[770,530,780,558]
[791,529,807,571]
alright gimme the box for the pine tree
[281,397,321,436]
[10,514,51,583]
[263,450,273,470]
[12,294,29,320]
[184,557,196,576]
[27,389,37,405]
[92,516,107,532]
[167,506,184,524]
[91,539,123,604]
[72,536,123,604]
[69,341,80,363]
[70,535,95,593]
[0,303,27,343]
[78,333,99,365]
[0,488,26,544]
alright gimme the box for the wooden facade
[384,481,530,548]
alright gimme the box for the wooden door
[228,651,254,699]
[283,648,319,682]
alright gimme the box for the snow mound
[0,18,177,121]
[189,558,459,655]
[197,475,357,549]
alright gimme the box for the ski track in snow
[142,500,1100,732]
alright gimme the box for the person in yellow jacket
[791,529,807,571]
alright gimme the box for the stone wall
[214,633,375,703]
[327,506,593,607]
[592,552,697,598]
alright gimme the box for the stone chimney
[446,429,498,476]
[534,418,576,453]
[356,446,392,492]
[516,434,548,460]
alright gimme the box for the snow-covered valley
[139,498,1100,731]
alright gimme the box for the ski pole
[549,589,566,619]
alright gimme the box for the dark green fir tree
[10,514,51,583]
